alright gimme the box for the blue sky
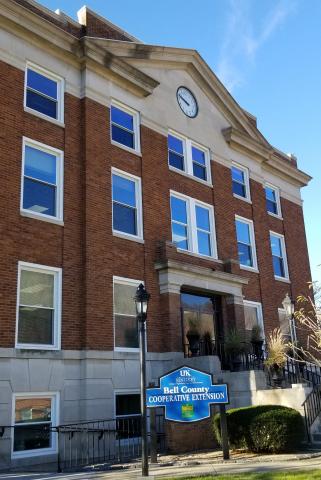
[40,0,321,284]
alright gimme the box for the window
[112,168,143,241]
[170,192,217,258]
[110,102,140,152]
[21,138,63,223]
[231,163,250,201]
[235,216,258,270]
[168,131,211,183]
[265,184,281,217]
[270,232,289,280]
[244,300,264,334]
[114,277,142,350]
[16,262,62,350]
[115,393,141,441]
[278,308,297,342]
[12,393,58,457]
[25,63,64,123]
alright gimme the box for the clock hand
[179,94,190,107]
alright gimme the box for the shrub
[213,405,304,453]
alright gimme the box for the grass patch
[168,471,321,480]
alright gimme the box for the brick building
[0,0,313,469]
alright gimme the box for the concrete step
[312,433,321,443]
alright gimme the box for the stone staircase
[311,416,321,445]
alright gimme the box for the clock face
[176,87,198,118]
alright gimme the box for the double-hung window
[244,300,264,335]
[235,216,258,270]
[21,138,63,223]
[16,262,62,350]
[270,232,289,280]
[114,277,142,350]
[170,192,217,258]
[12,393,58,457]
[231,163,250,201]
[25,63,64,123]
[112,168,143,241]
[265,184,282,217]
[168,131,211,183]
[110,101,140,153]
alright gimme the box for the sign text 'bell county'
[146,366,228,422]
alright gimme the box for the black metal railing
[266,357,321,389]
[302,384,321,442]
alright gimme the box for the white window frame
[265,183,282,219]
[278,307,297,343]
[170,190,218,260]
[11,392,59,459]
[111,167,143,242]
[24,62,64,125]
[270,231,289,281]
[20,137,64,225]
[110,100,141,155]
[113,276,143,352]
[16,262,62,351]
[168,130,212,185]
[243,300,265,337]
[235,215,258,272]
[231,162,251,202]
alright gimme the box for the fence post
[149,382,158,463]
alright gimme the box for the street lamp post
[134,283,150,477]
[282,293,296,347]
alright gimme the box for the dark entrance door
[181,292,223,357]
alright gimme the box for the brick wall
[0,59,312,352]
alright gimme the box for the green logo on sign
[182,403,194,418]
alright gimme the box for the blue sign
[146,366,228,422]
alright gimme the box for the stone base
[165,415,218,453]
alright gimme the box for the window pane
[111,106,134,131]
[27,69,57,99]
[238,242,253,267]
[172,223,188,250]
[192,146,206,165]
[244,305,259,330]
[170,196,187,223]
[26,90,57,119]
[114,283,137,316]
[279,310,290,336]
[265,187,276,202]
[14,424,51,452]
[236,220,250,244]
[197,231,211,256]
[273,256,285,277]
[20,270,54,307]
[168,135,183,154]
[270,235,282,257]
[23,178,56,216]
[111,125,134,149]
[266,198,277,214]
[113,203,137,235]
[116,394,140,416]
[169,151,184,170]
[196,206,210,231]
[18,307,53,345]
[193,163,207,180]
[16,398,51,423]
[112,175,136,207]
[232,166,244,184]
[232,181,246,197]
[115,314,138,348]
[25,146,56,184]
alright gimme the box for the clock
[176,86,198,118]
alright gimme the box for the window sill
[12,447,57,459]
[111,140,142,157]
[114,347,140,353]
[177,248,219,262]
[274,276,291,283]
[16,344,60,351]
[233,193,252,204]
[240,265,259,273]
[169,166,212,187]
[268,212,283,220]
[113,231,144,244]
[24,106,65,128]
[20,210,64,226]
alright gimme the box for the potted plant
[265,328,287,387]
[225,328,244,371]
[251,325,264,359]
[186,318,200,356]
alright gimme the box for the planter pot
[271,364,283,387]
[251,340,264,359]
[186,333,200,356]
[230,354,243,372]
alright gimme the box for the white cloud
[216,0,297,92]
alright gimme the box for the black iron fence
[302,384,321,441]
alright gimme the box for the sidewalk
[2,449,321,480]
